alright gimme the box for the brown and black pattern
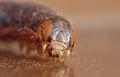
[0,2,75,60]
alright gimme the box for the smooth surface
[0,0,120,77]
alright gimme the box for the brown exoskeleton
[0,3,75,60]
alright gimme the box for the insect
[0,3,75,60]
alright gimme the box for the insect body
[0,3,75,60]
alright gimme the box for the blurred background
[0,0,120,77]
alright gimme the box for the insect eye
[56,54,59,58]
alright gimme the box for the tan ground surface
[0,0,120,77]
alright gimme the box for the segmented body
[0,3,75,59]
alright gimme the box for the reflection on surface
[0,55,74,77]
[46,63,74,77]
